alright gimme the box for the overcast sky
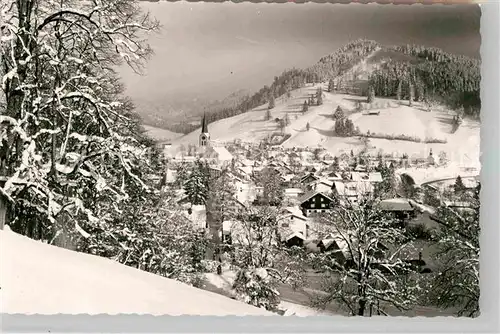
[119,2,480,112]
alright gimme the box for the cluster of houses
[157,117,446,270]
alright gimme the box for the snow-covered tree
[265,108,272,121]
[316,87,323,105]
[424,184,480,317]
[333,106,344,120]
[311,196,421,316]
[1,0,159,243]
[374,162,397,199]
[184,160,209,206]
[75,186,211,286]
[230,205,307,311]
[367,86,375,103]
[254,168,284,207]
[396,80,402,101]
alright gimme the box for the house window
[320,197,324,202]
[321,203,326,208]
[311,203,315,208]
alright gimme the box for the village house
[349,171,383,183]
[309,178,334,194]
[332,181,374,204]
[300,173,319,186]
[278,207,309,247]
[299,191,335,217]
[284,188,305,201]
[378,198,417,224]
[317,233,351,265]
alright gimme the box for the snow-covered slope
[173,81,479,166]
[0,227,272,316]
[143,124,183,142]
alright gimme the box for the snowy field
[0,227,272,316]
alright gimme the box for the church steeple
[201,112,208,134]
[199,112,210,147]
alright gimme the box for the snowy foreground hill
[0,227,272,316]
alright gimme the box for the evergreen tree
[396,80,402,101]
[268,96,275,109]
[367,86,375,103]
[306,122,310,131]
[332,156,340,174]
[328,79,335,92]
[184,161,209,205]
[284,113,291,126]
[334,106,344,120]
[265,108,272,121]
[302,101,309,113]
[409,82,415,107]
[454,176,466,194]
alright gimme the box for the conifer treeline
[368,45,481,117]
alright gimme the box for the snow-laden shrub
[232,268,280,311]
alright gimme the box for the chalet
[282,232,306,248]
[326,172,343,182]
[317,234,350,265]
[310,179,334,194]
[354,165,368,172]
[299,191,335,217]
[300,173,319,185]
[333,181,373,204]
[378,198,417,223]
[279,207,309,247]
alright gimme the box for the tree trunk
[358,300,366,316]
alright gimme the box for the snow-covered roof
[284,231,306,242]
[285,188,304,195]
[282,207,308,221]
[350,172,383,183]
[298,191,334,204]
[0,227,271,316]
[334,181,373,197]
[211,146,233,162]
[379,198,414,212]
[319,233,350,258]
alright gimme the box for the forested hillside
[368,45,481,117]
[163,40,481,134]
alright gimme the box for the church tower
[199,112,210,147]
